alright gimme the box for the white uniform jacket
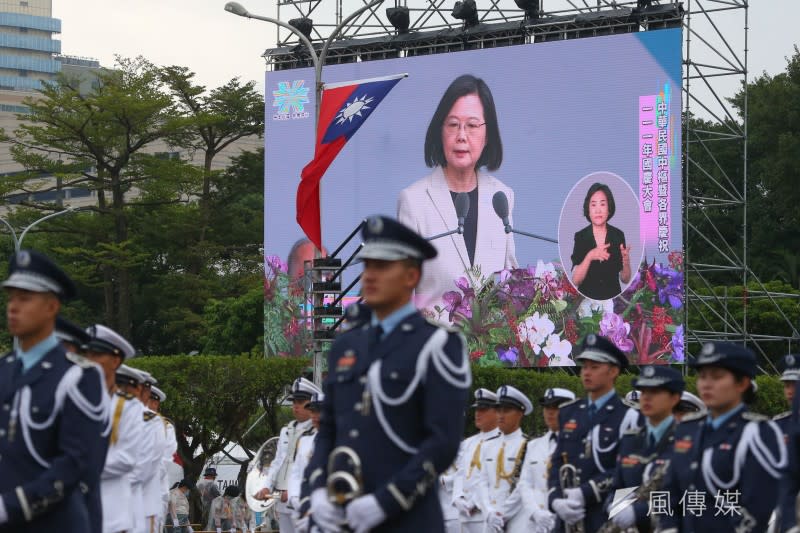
[101,391,144,533]
[477,428,529,533]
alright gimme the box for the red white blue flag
[297,73,406,250]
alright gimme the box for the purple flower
[442,291,472,322]
[496,346,519,364]
[599,312,635,353]
[655,266,683,309]
[455,276,476,299]
[265,254,287,274]
[671,325,685,362]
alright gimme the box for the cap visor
[575,350,618,365]
[2,273,59,294]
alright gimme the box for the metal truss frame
[681,0,799,372]
[264,0,800,371]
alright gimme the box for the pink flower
[599,312,634,353]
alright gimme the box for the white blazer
[397,167,517,317]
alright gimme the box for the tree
[160,66,264,267]
[128,355,309,481]
[0,56,195,338]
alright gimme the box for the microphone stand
[426,226,464,241]
[505,226,558,244]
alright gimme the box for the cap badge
[701,343,715,356]
[16,251,30,268]
[367,216,383,234]
[787,355,796,367]
[643,366,655,378]
[586,334,597,346]
[546,389,554,399]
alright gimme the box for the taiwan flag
[297,73,406,250]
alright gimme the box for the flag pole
[225,0,385,386]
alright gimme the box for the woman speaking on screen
[397,74,517,318]
[570,182,632,300]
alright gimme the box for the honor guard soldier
[115,364,160,533]
[83,324,144,533]
[604,365,684,531]
[288,392,324,533]
[255,376,320,532]
[306,216,471,533]
[133,368,168,533]
[547,334,640,532]
[148,384,177,530]
[517,387,576,533]
[774,354,800,440]
[54,317,105,533]
[452,389,501,533]
[476,386,532,533]
[658,342,788,533]
[0,250,108,532]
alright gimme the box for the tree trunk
[111,172,131,338]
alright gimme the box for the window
[19,1,28,6]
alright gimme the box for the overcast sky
[54,0,797,99]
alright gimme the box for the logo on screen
[272,80,311,120]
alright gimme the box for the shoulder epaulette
[143,411,157,422]
[161,416,175,426]
[522,433,529,440]
[623,425,645,436]
[559,398,580,409]
[773,411,792,421]
[742,411,768,422]
[678,411,706,423]
[116,390,135,400]
[485,434,501,442]
[301,426,316,437]
[66,351,94,368]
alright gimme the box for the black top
[450,186,479,267]
[570,223,626,300]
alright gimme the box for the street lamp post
[225,0,384,386]
[0,205,83,350]
[0,205,82,252]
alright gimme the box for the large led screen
[265,28,684,367]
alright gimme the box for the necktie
[549,432,557,442]
[369,324,384,348]
[587,403,597,421]
[648,433,657,449]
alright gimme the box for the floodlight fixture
[289,17,314,39]
[386,6,411,33]
[452,0,479,28]
[513,0,540,20]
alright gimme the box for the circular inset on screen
[557,171,643,301]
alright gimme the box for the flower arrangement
[263,255,314,358]
[437,252,685,368]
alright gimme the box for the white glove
[216,528,222,533]
[296,515,310,533]
[564,487,585,507]
[172,518,179,527]
[345,494,387,533]
[311,488,345,533]
[487,511,504,532]
[229,528,236,533]
[530,507,556,532]
[453,497,473,516]
[611,504,636,528]
[187,527,194,533]
[552,498,585,525]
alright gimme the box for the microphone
[492,191,512,234]
[491,190,559,244]
[455,192,470,235]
